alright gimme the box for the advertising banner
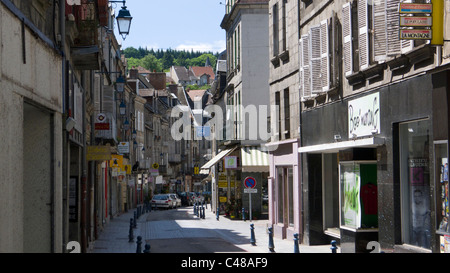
[341,163,361,229]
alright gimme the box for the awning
[298,137,385,154]
[201,147,237,170]
[241,146,269,172]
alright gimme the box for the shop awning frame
[298,137,385,154]
[200,147,237,170]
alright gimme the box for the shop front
[299,71,448,252]
[266,140,301,240]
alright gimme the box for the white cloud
[175,40,226,53]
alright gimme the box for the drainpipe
[59,0,67,253]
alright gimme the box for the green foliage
[123,47,220,72]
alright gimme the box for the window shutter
[320,19,330,92]
[299,38,303,98]
[342,2,353,76]
[373,0,387,62]
[358,0,369,70]
[310,25,322,94]
[300,34,311,98]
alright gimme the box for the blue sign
[244,177,257,189]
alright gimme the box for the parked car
[169,193,182,208]
[178,192,189,206]
[151,194,172,209]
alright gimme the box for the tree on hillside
[141,54,163,72]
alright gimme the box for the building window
[341,0,414,77]
[399,119,431,249]
[273,3,279,57]
[283,88,290,139]
[300,19,330,100]
[282,0,287,52]
[275,91,281,140]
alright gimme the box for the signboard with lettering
[348,92,380,139]
[400,29,432,40]
[86,146,111,161]
[399,3,432,14]
[400,16,432,27]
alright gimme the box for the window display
[435,142,449,235]
[340,161,378,230]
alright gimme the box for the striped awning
[241,146,269,172]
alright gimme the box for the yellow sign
[218,182,228,188]
[123,165,132,174]
[152,163,159,169]
[86,146,111,161]
[431,0,443,45]
[110,155,123,168]
[219,197,227,203]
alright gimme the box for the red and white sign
[400,16,432,27]
[400,29,432,40]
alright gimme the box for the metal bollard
[133,211,137,228]
[143,243,151,253]
[136,236,142,253]
[331,240,337,253]
[268,227,275,252]
[193,203,197,215]
[294,233,300,253]
[128,218,134,242]
[202,206,205,219]
[250,224,256,246]
[242,208,246,221]
[216,208,219,221]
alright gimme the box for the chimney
[146,72,166,90]
[129,67,139,79]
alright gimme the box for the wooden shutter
[358,0,369,70]
[342,2,353,76]
[373,0,387,62]
[386,0,414,56]
[299,38,303,98]
[321,19,330,92]
[310,25,322,94]
[300,34,311,98]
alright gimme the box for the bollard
[268,227,275,252]
[133,211,137,228]
[136,236,142,253]
[250,224,256,246]
[331,240,337,253]
[193,203,197,215]
[216,208,219,221]
[294,233,300,253]
[143,243,151,253]
[202,206,205,219]
[128,218,134,242]
[242,208,246,221]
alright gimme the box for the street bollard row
[193,202,206,219]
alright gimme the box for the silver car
[151,194,172,209]
[169,194,182,208]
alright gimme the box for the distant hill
[123,46,220,73]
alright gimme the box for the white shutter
[299,38,303,98]
[373,0,387,62]
[320,19,330,92]
[301,34,311,98]
[358,0,369,70]
[342,3,353,76]
[310,25,322,94]
[385,0,415,56]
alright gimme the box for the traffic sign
[244,176,257,189]
[244,188,258,193]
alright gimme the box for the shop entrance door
[276,167,294,236]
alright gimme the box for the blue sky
[113,0,227,53]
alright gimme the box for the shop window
[276,167,294,227]
[399,119,431,249]
[435,141,449,236]
[323,154,340,236]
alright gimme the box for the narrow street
[89,205,334,254]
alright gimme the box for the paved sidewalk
[88,206,339,253]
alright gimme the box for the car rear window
[153,195,167,200]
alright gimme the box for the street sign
[244,188,258,193]
[244,176,257,189]
[400,29,432,40]
[399,3,432,14]
[400,16,432,27]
